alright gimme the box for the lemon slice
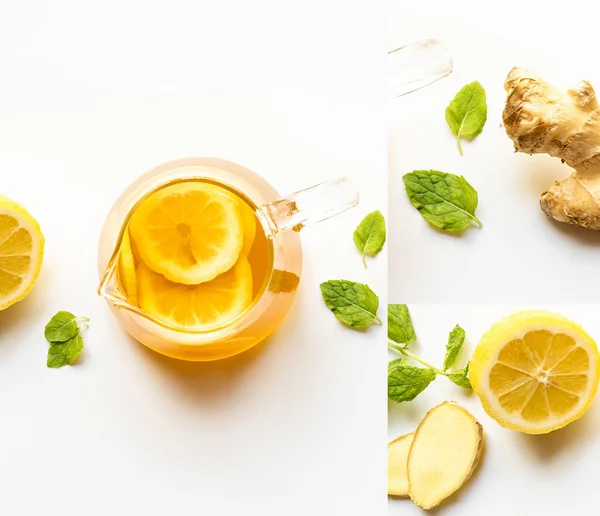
[130,182,244,285]
[470,310,600,434]
[0,195,44,311]
[118,229,137,305]
[136,256,253,329]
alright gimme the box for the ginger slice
[387,433,414,496]
[408,402,483,510]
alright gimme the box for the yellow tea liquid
[117,179,272,331]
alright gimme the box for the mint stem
[388,341,448,376]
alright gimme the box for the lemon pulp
[470,310,600,434]
[125,181,258,330]
[130,182,245,285]
[0,195,44,311]
[136,257,252,329]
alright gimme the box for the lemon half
[0,195,44,311]
[470,310,600,434]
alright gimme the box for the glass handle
[388,38,453,98]
[261,178,359,233]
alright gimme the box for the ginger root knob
[503,67,600,230]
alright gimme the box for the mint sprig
[388,304,471,403]
[44,312,89,368]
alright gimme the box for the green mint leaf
[388,304,416,345]
[353,210,386,268]
[443,325,466,371]
[47,334,85,369]
[44,311,78,342]
[388,357,408,373]
[47,344,69,368]
[320,280,381,328]
[388,365,436,403]
[66,333,84,364]
[445,81,487,155]
[448,363,472,389]
[403,170,481,232]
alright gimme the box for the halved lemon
[136,256,253,329]
[130,182,244,285]
[0,195,45,311]
[118,229,137,305]
[470,310,600,434]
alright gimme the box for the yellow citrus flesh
[136,256,253,330]
[118,230,137,305]
[470,310,600,434]
[0,195,45,311]
[129,182,244,285]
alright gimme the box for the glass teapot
[98,157,358,361]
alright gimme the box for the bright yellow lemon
[130,182,244,285]
[0,195,44,311]
[470,310,600,434]
[136,256,253,329]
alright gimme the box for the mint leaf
[445,81,487,155]
[388,365,437,402]
[443,325,466,371]
[353,211,386,268]
[388,357,407,373]
[320,280,381,328]
[44,311,78,342]
[388,304,416,345]
[403,170,481,232]
[448,363,472,389]
[65,333,84,364]
[48,335,83,368]
[47,344,69,368]
[45,312,88,368]
[47,334,84,368]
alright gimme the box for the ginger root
[387,433,414,497]
[503,67,600,230]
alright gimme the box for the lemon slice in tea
[130,182,244,285]
[136,256,253,330]
[470,310,600,434]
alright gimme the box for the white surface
[0,2,385,515]
[388,305,600,515]
[388,0,600,303]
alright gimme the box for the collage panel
[388,304,600,514]
[0,1,385,515]
[388,1,600,303]
[388,1,600,515]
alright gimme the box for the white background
[0,2,385,515]
[388,305,600,515]
[388,0,600,303]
